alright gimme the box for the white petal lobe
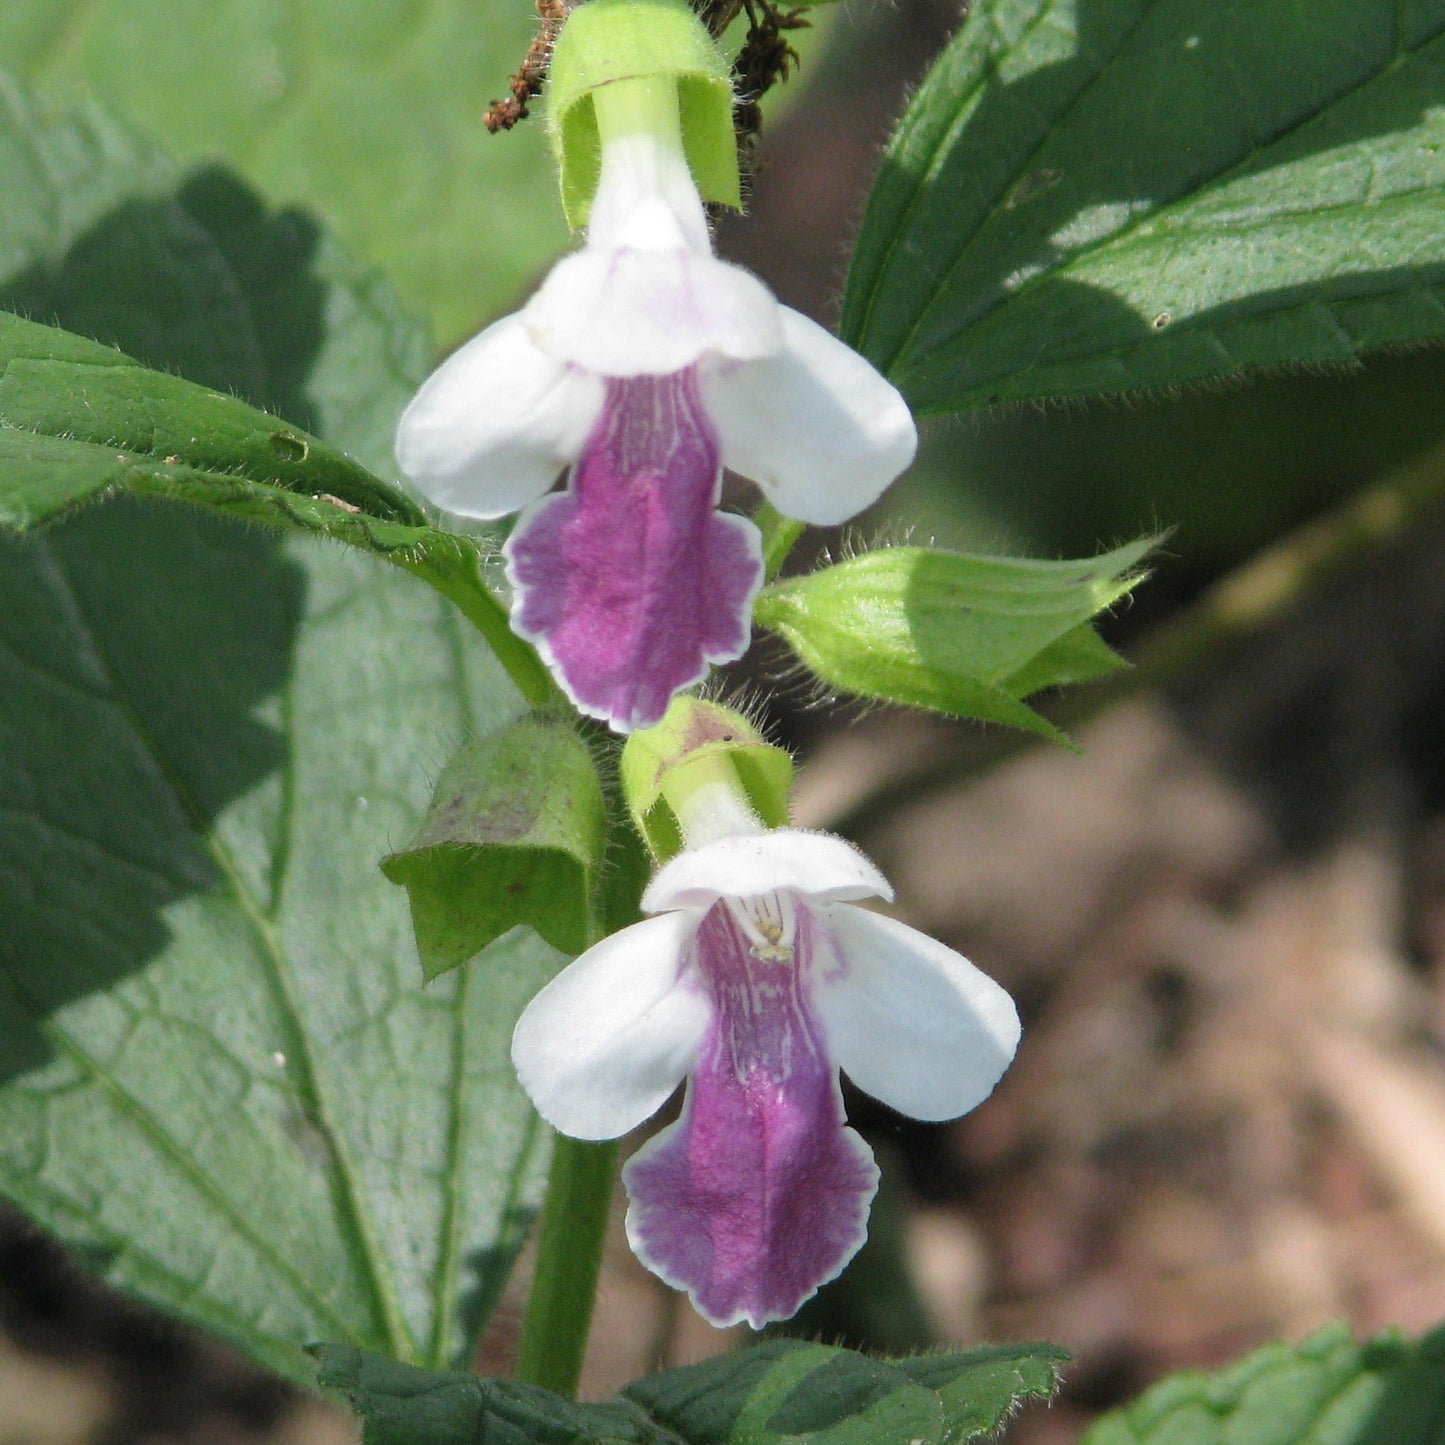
[643,829,892,913]
[702,307,917,525]
[510,912,708,1139]
[395,313,603,519]
[816,905,1020,1121]
[524,249,782,377]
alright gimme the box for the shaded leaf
[843,0,1445,412]
[0,502,558,1383]
[1082,1323,1445,1445]
[315,1336,1068,1444]
[0,80,558,710]
[753,539,1151,738]
[383,716,607,974]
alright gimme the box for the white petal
[395,313,603,520]
[586,131,710,255]
[700,308,917,525]
[510,912,709,1140]
[523,248,782,377]
[816,905,1019,1122]
[643,829,892,914]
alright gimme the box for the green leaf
[0,2,571,345]
[382,716,607,975]
[0,77,429,479]
[314,1337,1068,1444]
[0,310,428,533]
[0,501,559,1383]
[0,80,559,711]
[0,76,559,1381]
[1082,1322,1445,1445]
[842,0,1445,413]
[315,1346,659,1445]
[753,539,1151,738]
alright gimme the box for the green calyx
[548,0,740,228]
[621,697,793,861]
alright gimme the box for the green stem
[755,502,805,581]
[514,782,647,1397]
[514,1135,619,1397]
[400,542,563,710]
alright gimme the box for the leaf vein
[37,535,417,1362]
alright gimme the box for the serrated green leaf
[382,716,606,975]
[842,0,1445,413]
[1082,1322,1445,1445]
[753,539,1151,737]
[0,1,570,344]
[315,1337,1068,1445]
[0,73,560,1381]
[891,1344,1071,1443]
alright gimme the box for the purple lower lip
[622,898,879,1328]
[506,369,763,732]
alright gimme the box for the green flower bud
[548,0,740,227]
[753,540,1154,742]
[621,696,793,860]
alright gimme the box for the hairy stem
[400,542,563,710]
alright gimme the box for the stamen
[731,890,796,963]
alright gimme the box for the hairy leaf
[315,1337,1068,1444]
[843,0,1445,412]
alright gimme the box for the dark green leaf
[0,502,559,1383]
[1082,1322,1445,1445]
[315,1346,669,1445]
[753,539,1151,738]
[382,717,606,974]
[315,1337,1067,1445]
[842,0,1445,412]
[892,1345,1071,1444]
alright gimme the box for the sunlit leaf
[843,0,1445,412]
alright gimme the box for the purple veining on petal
[623,894,879,1329]
[505,369,764,732]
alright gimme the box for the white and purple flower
[510,824,1019,1329]
[395,113,916,733]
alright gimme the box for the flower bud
[753,540,1152,739]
